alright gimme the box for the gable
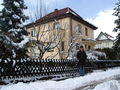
[98,34,108,40]
[26,8,97,30]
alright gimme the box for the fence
[0,58,120,84]
[0,59,79,84]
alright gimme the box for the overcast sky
[0,0,118,38]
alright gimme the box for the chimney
[54,9,58,12]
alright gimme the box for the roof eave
[25,13,98,30]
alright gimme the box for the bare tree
[38,25,65,59]
[27,0,83,59]
[63,28,83,59]
[27,0,67,59]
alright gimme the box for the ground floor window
[31,47,36,58]
[61,41,64,51]
[88,45,91,50]
[76,43,80,50]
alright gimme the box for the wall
[27,17,70,59]
[71,19,95,51]
[95,40,114,49]
[27,17,96,59]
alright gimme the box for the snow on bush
[68,50,106,60]
[86,51,106,60]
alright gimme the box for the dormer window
[53,22,61,30]
[76,24,82,34]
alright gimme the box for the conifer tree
[113,0,120,53]
[0,0,29,59]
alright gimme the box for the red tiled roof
[26,7,97,30]
[104,33,114,38]
[36,7,82,22]
[96,32,114,41]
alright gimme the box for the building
[95,32,115,49]
[26,7,97,59]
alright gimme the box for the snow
[16,35,29,48]
[108,36,115,40]
[17,24,23,27]
[86,51,106,60]
[0,67,120,90]
[8,20,12,25]
[67,50,106,60]
[14,1,20,7]
[12,49,16,58]
[0,12,2,16]
[2,32,29,49]
[93,80,120,90]
[5,8,12,14]
[12,14,20,19]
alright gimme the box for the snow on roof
[104,32,115,40]
[96,32,115,41]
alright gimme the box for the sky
[0,0,118,38]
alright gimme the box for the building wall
[27,17,70,59]
[98,34,107,40]
[71,19,95,50]
[95,40,114,49]
[27,17,96,59]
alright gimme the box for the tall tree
[113,0,120,59]
[0,0,29,59]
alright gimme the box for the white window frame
[76,24,82,34]
[31,29,37,37]
[31,47,36,58]
[53,22,61,30]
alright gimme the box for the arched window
[53,22,61,30]
[76,24,82,34]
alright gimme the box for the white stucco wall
[95,40,114,49]
[99,34,107,40]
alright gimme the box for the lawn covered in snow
[0,67,120,90]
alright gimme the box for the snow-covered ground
[0,67,120,90]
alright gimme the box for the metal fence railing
[0,59,120,84]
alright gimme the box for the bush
[96,48,117,60]
[86,51,106,60]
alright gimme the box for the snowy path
[75,74,120,90]
[75,79,120,90]
[0,67,120,90]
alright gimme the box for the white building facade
[95,32,115,49]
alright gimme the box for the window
[85,28,88,36]
[53,22,61,30]
[31,29,37,37]
[76,43,80,50]
[47,42,54,52]
[88,45,91,51]
[76,24,82,33]
[85,45,87,49]
[31,47,36,58]
[61,41,64,51]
